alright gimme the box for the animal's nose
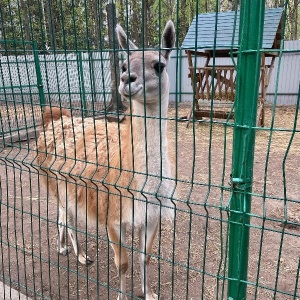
[121,73,137,84]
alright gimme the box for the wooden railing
[188,66,236,102]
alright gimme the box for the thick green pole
[33,41,45,107]
[78,51,87,117]
[227,1,265,299]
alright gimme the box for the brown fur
[36,20,176,300]
[37,109,134,226]
[42,106,71,127]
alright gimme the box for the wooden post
[186,51,196,125]
[261,53,266,127]
[257,53,266,126]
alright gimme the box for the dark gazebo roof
[181,7,284,52]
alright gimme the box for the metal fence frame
[0,0,300,299]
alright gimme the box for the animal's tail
[42,106,71,127]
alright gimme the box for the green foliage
[0,0,108,51]
[0,0,299,52]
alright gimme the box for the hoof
[145,293,158,300]
[136,293,158,300]
[78,254,93,265]
[58,247,71,256]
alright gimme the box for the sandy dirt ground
[0,103,299,299]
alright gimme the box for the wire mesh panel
[0,50,116,136]
[0,40,45,138]
[37,51,114,113]
[0,0,300,300]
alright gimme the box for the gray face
[118,51,168,104]
[116,20,175,105]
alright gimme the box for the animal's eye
[122,65,127,72]
[153,62,165,73]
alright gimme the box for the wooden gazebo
[181,7,284,126]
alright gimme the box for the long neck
[129,95,170,176]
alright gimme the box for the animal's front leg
[108,223,128,300]
[139,221,159,300]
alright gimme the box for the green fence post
[33,41,45,107]
[227,1,265,299]
[78,51,87,117]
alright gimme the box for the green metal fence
[0,0,300,299]
[0,40,45,141]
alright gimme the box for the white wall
[266,40,300,105]
[0,52,112,104]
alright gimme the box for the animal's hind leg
[108,224,128,300]
[57,207,70,256]
[55,184,92,265]
[49,184,70,256]
[66,211,93,265]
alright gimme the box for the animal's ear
[161,20,175,60]
[116,24,138,52]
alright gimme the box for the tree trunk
[19,0,31,50]
[143,0,148,47]
[106,2,127,112]
[46,0,56,50]
[229,0,235,11]
[92,1,100,49]
[131,2,140,44]
[293,0,298,39]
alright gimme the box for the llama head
[116,21,175,104]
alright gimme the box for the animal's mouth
[120,85,143,98]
